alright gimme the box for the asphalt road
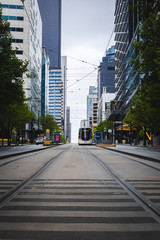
[0,144,160,239]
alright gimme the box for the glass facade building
[49,69,62,126]
[97,46,115,101]
[114,0,138,110]
[38,0,61,68]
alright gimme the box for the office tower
[114,0,138,111]
[48,69,62,127]
[38,0,61,68]
[38,0,63,130]
[41,47,50,117]
[97,46,115,101]
[1,0,42,118]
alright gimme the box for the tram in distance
[78,128,92,145]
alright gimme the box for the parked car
[36,137,43,145]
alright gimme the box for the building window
[2,16,24,21]
[15,50,23,55]
[1,4,24,10]
[10,27,23,32]
[12,39,23,43]
[107,66,115,70]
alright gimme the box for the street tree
[95,120,113,139]
[40,114,61,136]
[125,0,160,144]
[0,6,28,122]
[0,5,29,145]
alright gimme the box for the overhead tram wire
[66,27,115,90]
[66,55,99,68]
[66,66,100,90]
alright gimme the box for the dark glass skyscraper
[38,0,61,68]
[97,46,115,101]
[114,0,138,110]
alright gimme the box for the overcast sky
[62,0,115,142]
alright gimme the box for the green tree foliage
[0,6,28,120]
[41,114,60,135]
[60,134,66,143]
[10,103,34,130]
[0,5,31,145]
[96,120,113,132]
[125,1,160,137]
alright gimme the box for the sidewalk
[0,144,52,159]
[97,144,160,162]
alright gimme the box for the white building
[80,120,88,128]
[98,92,115,124]
[1,0,42,118]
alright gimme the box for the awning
[116,123,137,131]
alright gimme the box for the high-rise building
[114,0,138,111]
[38,0,64,130]
[97,46,115,101]
[48,69,62,127]
[37,0,61,68]
[1,0,42,118]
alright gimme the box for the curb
[96,145,160,163]
[0,145,56,160]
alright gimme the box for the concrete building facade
[1,0,42,118]
[98,93,115,124]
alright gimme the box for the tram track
[96,146,160,172]
[86,148,160,223]
[0,145,62,168]
[0,144,160,239]
[97,145,160,163]
[0,148,67,207]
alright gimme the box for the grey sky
[62,0,115,142]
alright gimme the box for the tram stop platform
[96,143,160,162]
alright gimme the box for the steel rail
[97,145,160,163]
[0,144,60,160]
[0,145,63,167]
[0,148,66,207]
[87,149,160,223]
[97,146,160,172]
